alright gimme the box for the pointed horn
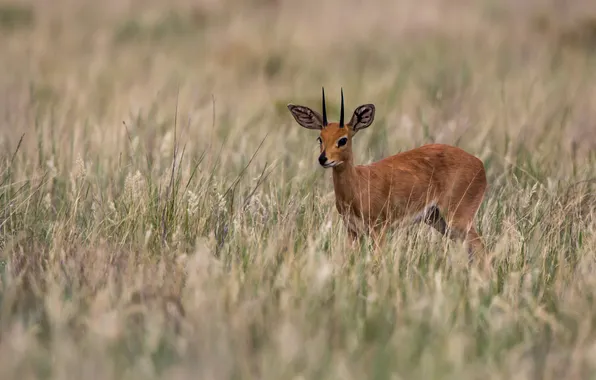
[339,88,345,128]
[321,87,328,126]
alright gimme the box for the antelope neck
[332,157,358,200]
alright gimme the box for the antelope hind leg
[421,205,448,235]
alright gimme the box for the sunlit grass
[1,0,596,379]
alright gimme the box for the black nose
[318,153,327,166]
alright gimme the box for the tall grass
[1,0,596,379]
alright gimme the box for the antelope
[287,88,488,261]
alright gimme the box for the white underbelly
[411,201,438,223]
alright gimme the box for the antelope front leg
[370,224,389,251]
[347,228,362,249]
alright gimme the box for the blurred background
[2,0,596,176]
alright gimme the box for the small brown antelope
[287,88,488,260]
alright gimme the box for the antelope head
[287,88,375,168]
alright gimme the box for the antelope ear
[348,104,375,134]
[287,104,324,130]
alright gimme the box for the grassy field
[1,0,596,379]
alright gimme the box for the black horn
[339,88,345,128]
[322,87,328,127]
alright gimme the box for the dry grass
[1,0,596,379]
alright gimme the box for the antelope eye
[337,137,348,147]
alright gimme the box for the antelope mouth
[322,161,343,168]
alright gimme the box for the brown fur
[287,91,488,263]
